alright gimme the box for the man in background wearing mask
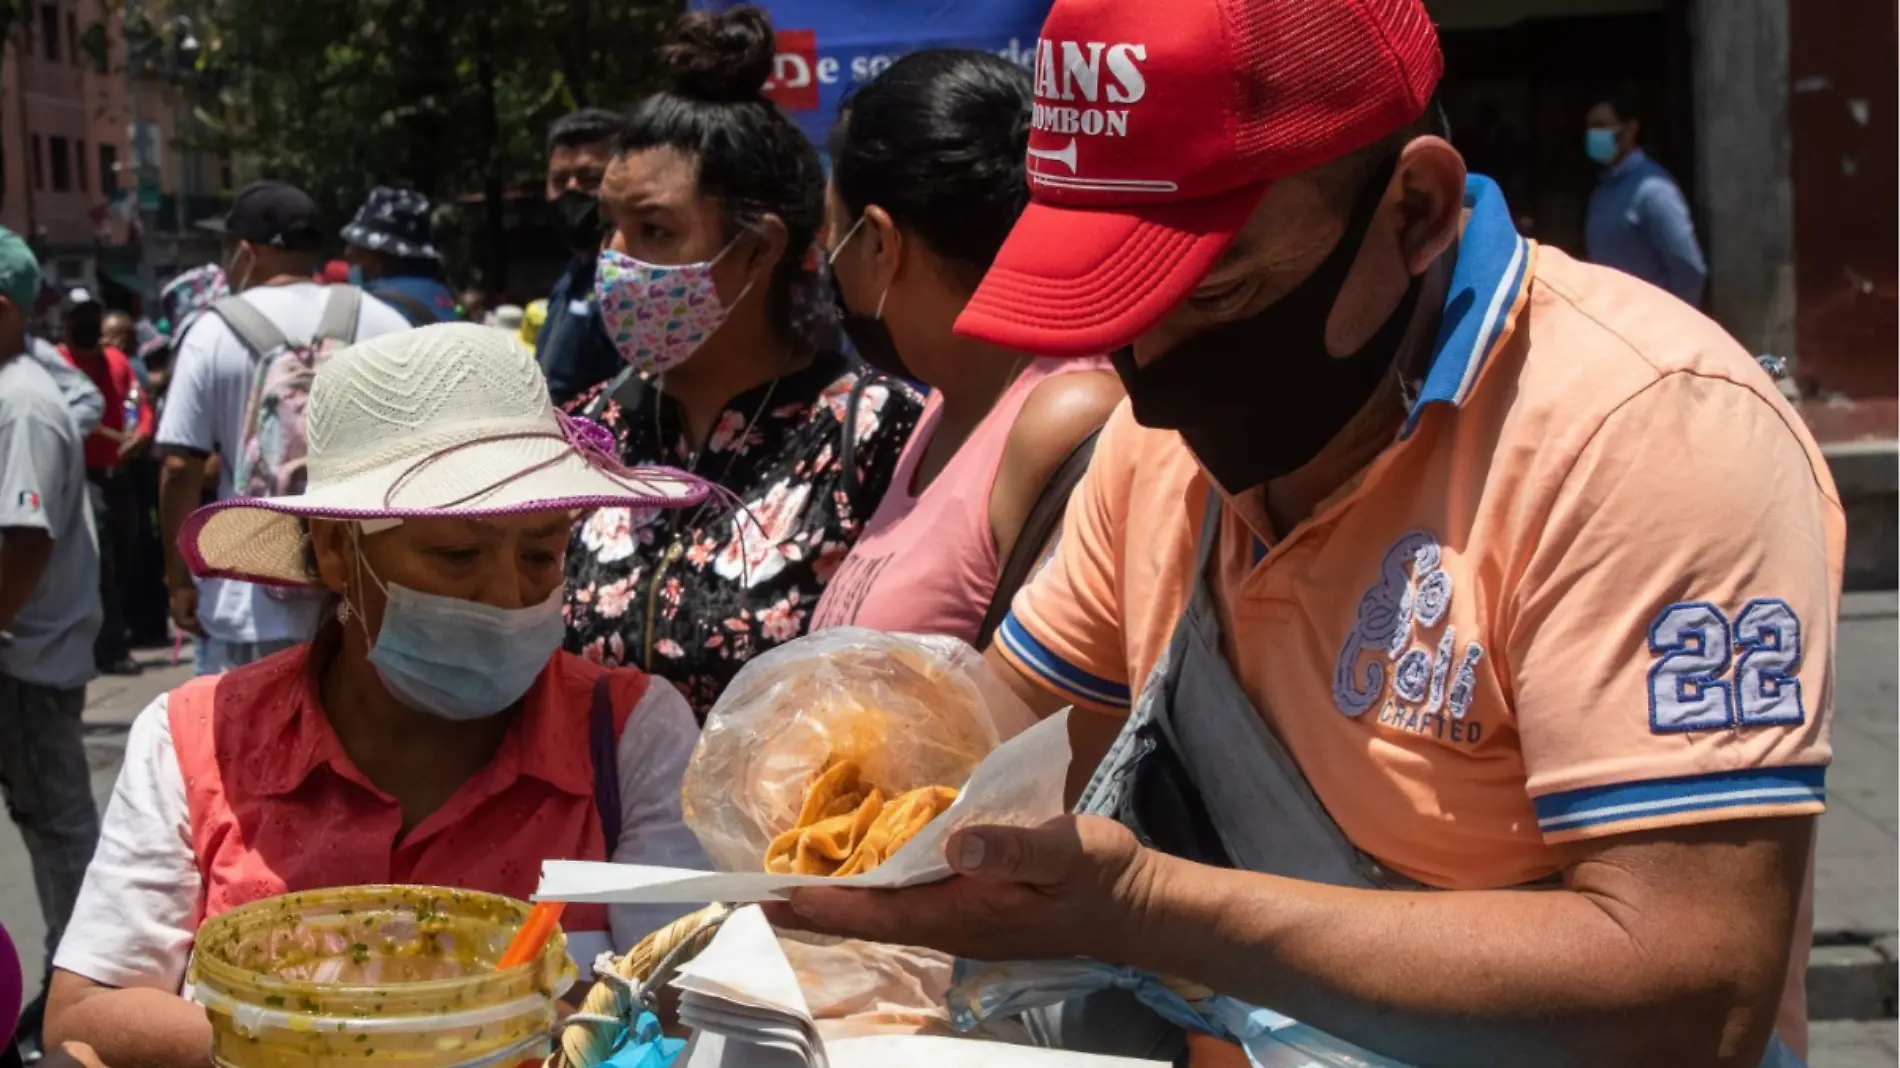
[537,108,626,405]
[0,227,102,1060]
[1584,93,1707,306]
[57,290,152,676]
[340,186,461,325]
[776,1,1839,1065]
[158,181,411,674]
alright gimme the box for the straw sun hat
[181,322,706,587]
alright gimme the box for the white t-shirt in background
[155,283,412,643]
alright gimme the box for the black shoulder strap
[839,372,872,503]
[580,365,643,421]
[975,427,1102,651]
[588,676,623,853]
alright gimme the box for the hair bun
[661,6,777,104]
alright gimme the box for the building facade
[1425,0,1894,436]
[0,0,131,297]
[0,0,230,313]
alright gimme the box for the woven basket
[548,903,734,1068]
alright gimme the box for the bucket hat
[141,265,231,363]
[181,322,707,587]
[340,186,440,261]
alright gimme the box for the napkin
[670,906,1168,1068]
[537,710,1072,905]
[672,906,829,1068]
[827,1036,1167,1068]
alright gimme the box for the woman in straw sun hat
[43,323,716,1061]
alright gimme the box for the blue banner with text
[689,0,1053,151]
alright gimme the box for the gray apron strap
[1034,490,1406,1061]
[1084,489,1409,889]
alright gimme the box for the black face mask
[829,272,910,379]
[69,322,103,349]
[554,189,603,255]
[827,214,912,379]
[1111,158,1422,495]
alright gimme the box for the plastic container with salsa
[188,885,576,1068]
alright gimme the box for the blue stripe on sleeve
[997,612,1131,709]
[1534,766,1826,835]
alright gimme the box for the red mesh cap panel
[1223,0,1444,180]
[970,0,1444,356]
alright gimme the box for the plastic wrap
[779,934,959,1041]
[683,628,1039,874]
[952,964,1813,1068]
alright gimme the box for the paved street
[1,645,193,1001]
[4,597,1895,1062]
[1809,592,1900,1068]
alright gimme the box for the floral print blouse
[563,350,925,720]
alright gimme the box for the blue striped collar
[1401,175,1532,437]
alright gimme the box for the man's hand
[168,582,204,638]
[771,816,1162,963]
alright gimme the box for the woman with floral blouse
[562,6,922,718]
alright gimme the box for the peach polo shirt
[1000,176,1841,890]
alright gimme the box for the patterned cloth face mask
[596,234,754,375]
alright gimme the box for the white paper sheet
[682,1033,812,1068]
[670,902,1163,1068]
[827,1035,1169,1068]
[536,709,1072,905]
[671,906,830,1068]
[673,906,815,1020]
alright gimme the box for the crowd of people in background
[0,10,1126,1055]
[2,1,1803,1065]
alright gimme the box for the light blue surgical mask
[1585,127,1620,166]
[348,549,566,720]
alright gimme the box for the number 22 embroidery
[1648,599,1805,733]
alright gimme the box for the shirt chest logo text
[1333,531,1487,742]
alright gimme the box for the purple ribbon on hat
[557,411,625,473]
[377,408,713,513]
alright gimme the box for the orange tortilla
[764,763,959,877]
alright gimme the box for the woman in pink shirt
[813,51,1121,645]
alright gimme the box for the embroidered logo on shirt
[1334,530,1488,745]
[16,490,40,511]
[1647,599,1805,733]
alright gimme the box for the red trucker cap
[956,0,1443,357]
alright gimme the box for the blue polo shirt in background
[538,256,622,406]
[1584,149,1708,308]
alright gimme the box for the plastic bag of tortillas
[681,627,1038,874]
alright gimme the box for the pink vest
[168,643,648,934]
[812,358,1107,643]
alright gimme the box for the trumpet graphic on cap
[1027,139,1078,173]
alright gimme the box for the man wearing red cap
[778,1,1839,1064]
